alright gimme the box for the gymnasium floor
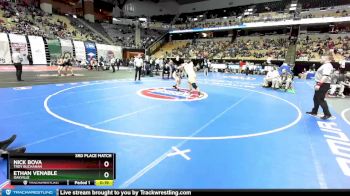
[0,70,350,189]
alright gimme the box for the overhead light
[193,17,198,21]
[73,15,77,18]
[199,15,203,17]
[113,18,120,21]
[289,7,296,10]
[223,16,227,19]
[138,17,147,22]
[248,8,253,11]
[202,33,207,37]
[291,3,297,7]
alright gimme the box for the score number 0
[104,161,110,178]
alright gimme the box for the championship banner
[110,45,122,59]
[9,34,29,64]
[0,33,12,64]
[28,36,47,65]
[84,42,97,61]
[73,41,86,62]
[96,44,122,63]
[47,39,61,60]
[59,39,73,57]
[96,43,109,62]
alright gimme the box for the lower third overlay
[1,189,192,196]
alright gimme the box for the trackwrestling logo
[138,87,208,101]
[3,189,55,196]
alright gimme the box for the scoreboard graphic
[2,154,190,195]
[8,153,116,186]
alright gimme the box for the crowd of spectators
[155,31,350,70]
[171,0,350,30]
[163,32,350,62]
[296,33,350,62]
[70,19,105,43]
[102,23,164,48]
[162,34,288,61]
[168,38,230,59]
[0,0,106,43]
[231,35,289,60]
[172,12,294,30]
[300,7,349,19]
[172,17,240,30]
[298,0,350,9]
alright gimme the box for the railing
[75,18,114,45]
[147,32,169,55]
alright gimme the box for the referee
[134,54,143,81]
[307,53,334,120]
[12,48,24,81]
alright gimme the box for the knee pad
[191,83,198,89]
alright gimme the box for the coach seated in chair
[97,60,106,71]
[339,76,350,98]
[82,60,88,69]
[329,72,350,98]
[329,70,341,97]
[89,58,97,70]
[0,135,26,159]
[263,67,280,89]
[162,61,171,79]
[279,69,293,91]
[143,62,151,76]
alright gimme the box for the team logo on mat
[138,87,208,101]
